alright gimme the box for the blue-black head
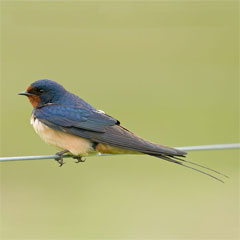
[19,79,66,107]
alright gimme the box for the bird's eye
[27,87,45,95]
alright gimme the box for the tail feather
[66,124,226,182]
[149,154,227,183]
[170,155,228,178]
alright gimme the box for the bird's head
[19,79,66,107]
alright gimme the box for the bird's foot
[73,156,86,163]
[55,150,69,167]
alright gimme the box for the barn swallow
[19,79,226,182]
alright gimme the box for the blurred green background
[1,1,239,240]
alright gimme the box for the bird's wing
[34,104,119,133]
[34,104,185,156]
[34,104,183,156]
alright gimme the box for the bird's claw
[73,156,86,163]
[54,150,85,166]
[55,150,68,167]
[55,155,65,167]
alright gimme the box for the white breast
[30,115,93,156]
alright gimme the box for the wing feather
[34,104,118,133]
[33,104,185,156]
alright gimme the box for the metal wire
[176,143,240,151]
[0,143,239,162]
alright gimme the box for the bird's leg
[55,149,69,167]
[73,156,86,163]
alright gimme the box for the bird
[19,79,226,182]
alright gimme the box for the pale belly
[31,116,94,156]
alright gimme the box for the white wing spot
[97,109,105,114]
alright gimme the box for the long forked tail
[92,125,228,182]
[149,153,228,183]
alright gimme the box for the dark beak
[18,91,33,96]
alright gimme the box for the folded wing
[34,104,185,156]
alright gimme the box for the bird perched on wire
[19,79,226,182]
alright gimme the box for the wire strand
[0,143,239,162]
